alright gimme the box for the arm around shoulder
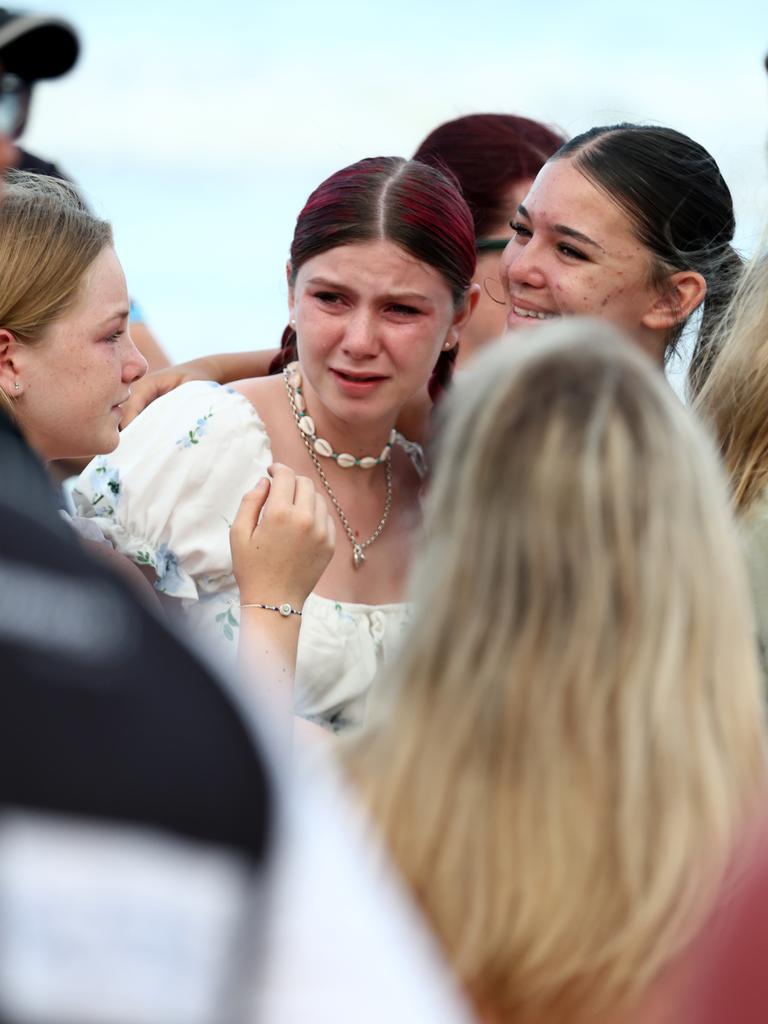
[121,349,280,427]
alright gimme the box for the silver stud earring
[290,318,296,328]
[14,381,20,391]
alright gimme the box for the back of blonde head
[346,319,766,1022]
[0,170,112,415]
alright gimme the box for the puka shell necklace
[283,361,395,467]
[283,362,393,569]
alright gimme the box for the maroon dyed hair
[413,113,565,237]
[271,156,476,401]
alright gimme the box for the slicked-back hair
[555,124,741,364]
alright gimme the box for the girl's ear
[446,283,481,348]
[0,328,22,396]
[286,261,295,320]
[641,270,707,332]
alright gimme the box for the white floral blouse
[72,381,413,732]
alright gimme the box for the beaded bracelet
[240,602,302,617]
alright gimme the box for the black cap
[0,7,79,81]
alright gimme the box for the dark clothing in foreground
[0,410,275,1022]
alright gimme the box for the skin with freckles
[0,247,147,461]
[500,159,673,363]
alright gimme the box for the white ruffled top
[72,381,414,731]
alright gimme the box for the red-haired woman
[74,157,478,732]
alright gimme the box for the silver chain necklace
[284,367,393,569]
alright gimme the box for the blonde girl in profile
[0,171,333,654]
[690,249,768,671]
[344,319,766,1024]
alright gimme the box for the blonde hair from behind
[0,170,112,416]
[345,319,766,1023]
[691,242,768,516]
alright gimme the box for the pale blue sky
[18,0,768,364]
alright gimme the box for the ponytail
[687,245,743,399]
[428,344,458,404]
[268,324,298,375]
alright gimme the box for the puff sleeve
[72,382,272,601]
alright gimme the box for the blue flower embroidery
[136,545,185,594]
[206,381,236,396]
[81,458,121,518]
[176,408,214,449]
[154,544,186,595]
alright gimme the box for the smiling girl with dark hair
[502,123,741,370]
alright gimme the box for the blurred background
[19,0,768,375]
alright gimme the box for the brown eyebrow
[305,277,432,303]
[306,276,348,289]
[518,204,605,253]
[98,308,130,326]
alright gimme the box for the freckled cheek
[388,332,440,377]
[300,306,330,332]
[73,384,99,414]
[595,284,628,310]
[297,317,340,359]
[553,273,596,313]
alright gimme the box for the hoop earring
[483,277,506,306]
